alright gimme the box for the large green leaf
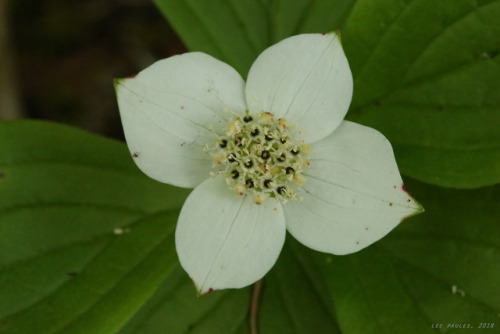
[153,0,356,77]
[118,267,250,334]
[0,121,190,334]
[259,240,342,333]
[319,179,500,333]
[118,239,342,334]
[343,0,500,188]
[154,0,500,188]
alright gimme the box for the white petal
[285,121,423,255]
[245,33,353,143]
[176,177,286,294]
[116,52,247,188]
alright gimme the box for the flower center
[206,111,310,205]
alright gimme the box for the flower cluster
[206,111,310,204]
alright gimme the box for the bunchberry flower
[115,33,423,294]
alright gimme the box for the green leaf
[0,121,190,334]
[118,239,342,334]
[153,0,356,77]
[343,0,500,188]
[319,179,500,333]
[118,267,250,334]
[259,240,342,333]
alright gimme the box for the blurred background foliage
[1,0,185,137]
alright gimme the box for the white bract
[115,33,424,295]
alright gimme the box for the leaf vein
[353,0,419,81]
[0,209,178,271]
[401,0,499,84]
[53,229,174,334]
[378,246,500,314]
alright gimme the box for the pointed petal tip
[414,199,425,215]
[113,77,123,88]
[113,77,133,92]
[191,277,216,297]
[400,200,425,223]
[401,183,425,212]
[114,73,139,87]
[195,284,217,297]
[399,183,425,222]
[321,30,343,44]
[113,78,125,95]
[322,30,342,37]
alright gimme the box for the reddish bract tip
[402,183,417,201]
[129,73,138,79]
[402,183,414,197]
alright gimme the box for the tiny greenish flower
[115,33,424,295]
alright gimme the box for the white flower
[115,33,424,295]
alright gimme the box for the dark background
[1,0,186,139]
